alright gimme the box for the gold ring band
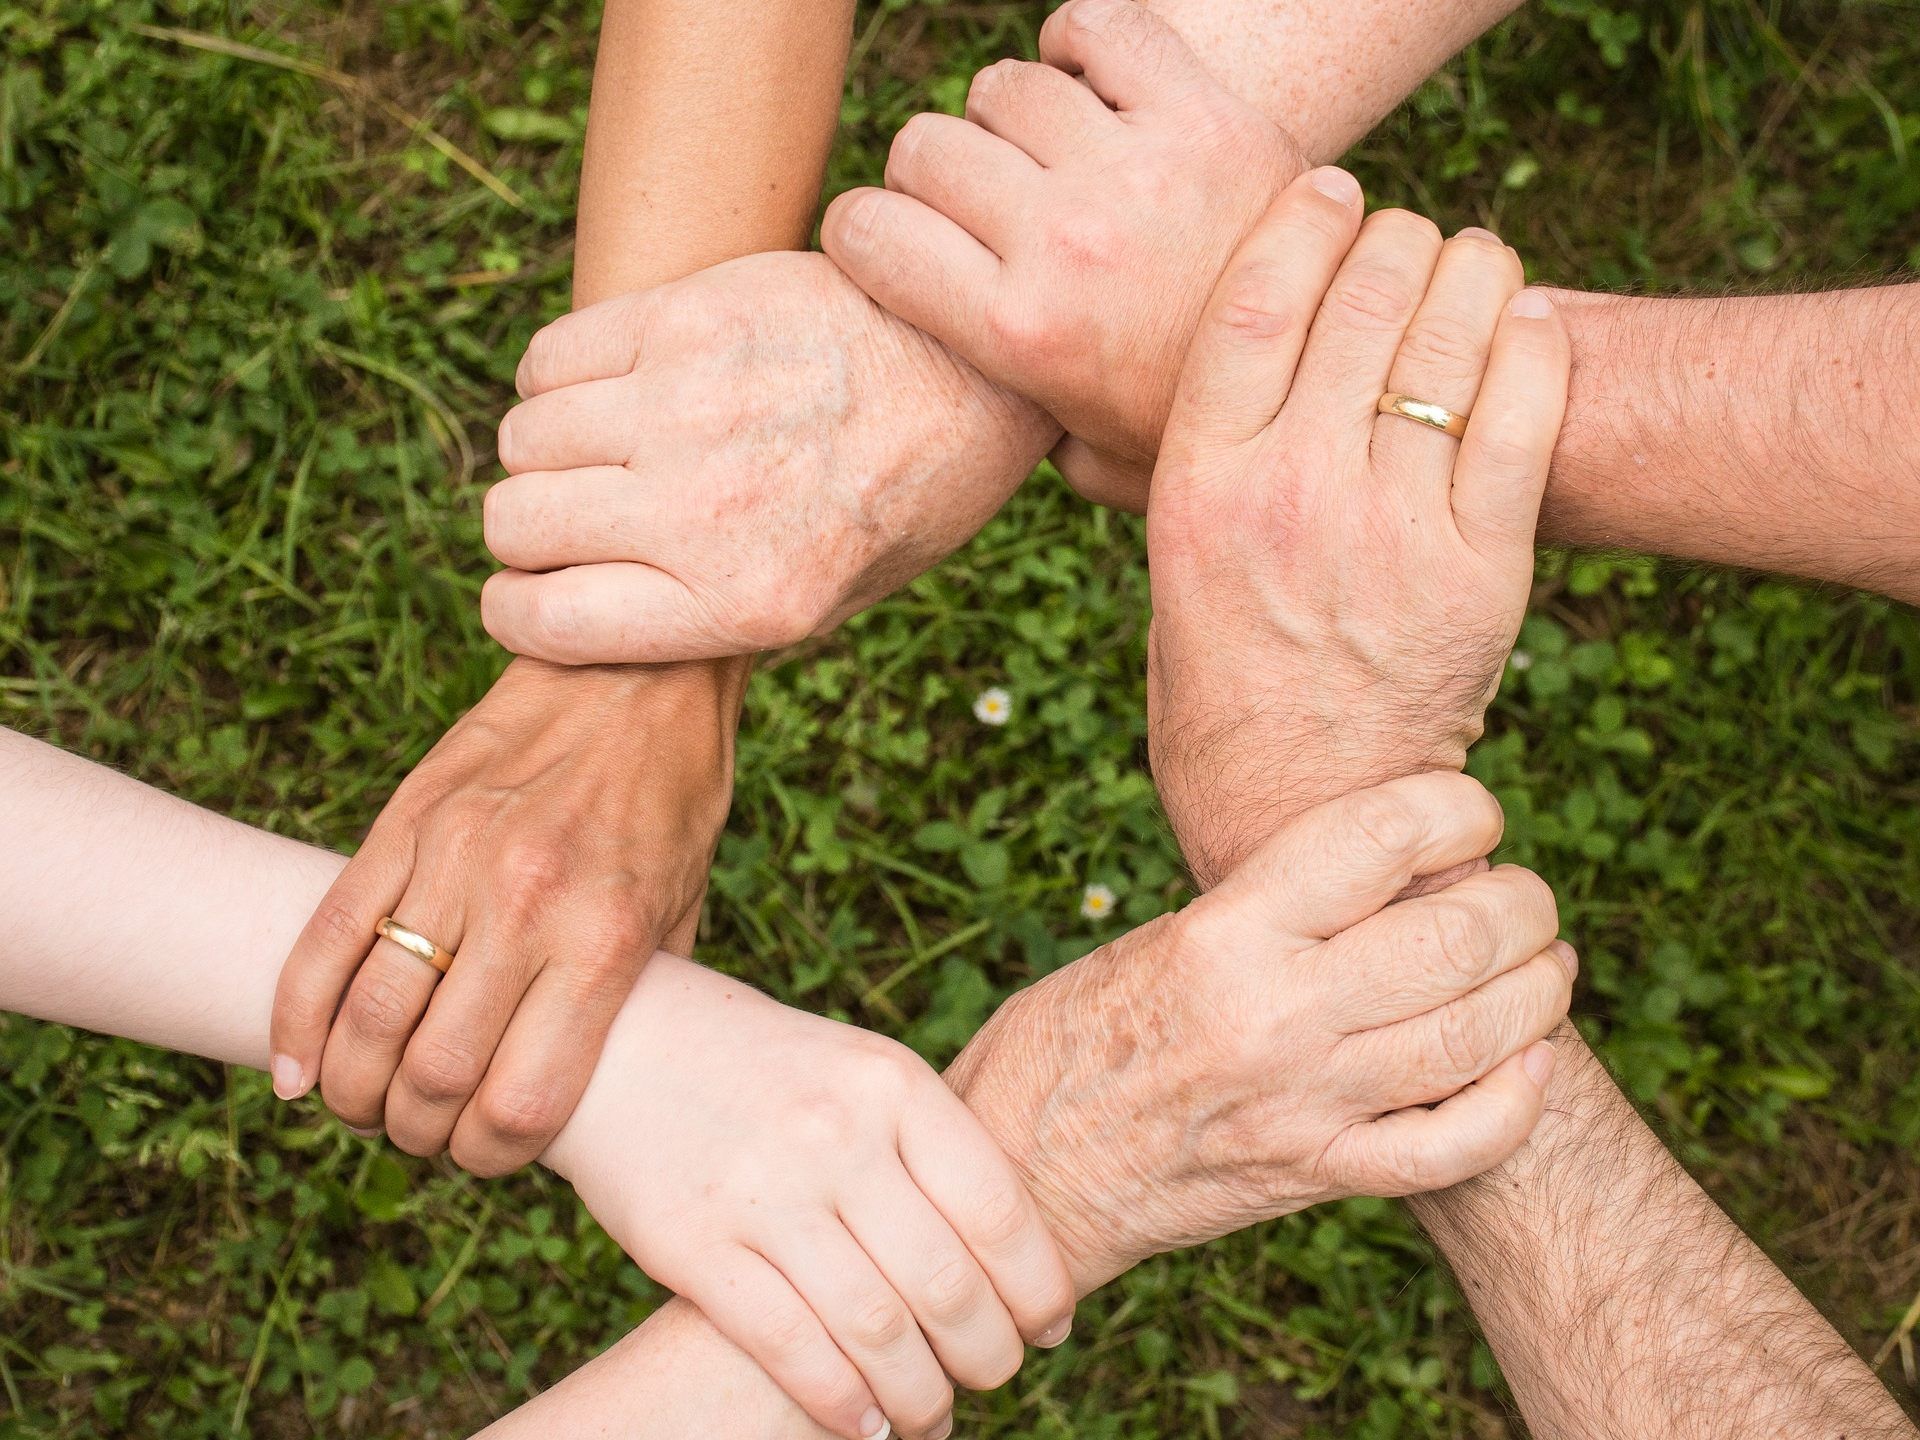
[376,917,454,975]
[1378,393,1469,439]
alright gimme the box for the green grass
[3,0,1919,1435]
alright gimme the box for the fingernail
[1510,289,1553,319]
[346,1125,382,1140]
[1457,225,1501,244]
[1550,940,1580,979]
[928,1417,953,1440]
[1523,1041,1557,1087]
[1036,1317,1072,1349]
[1308,166,1362,206]
[858,1409,890,1440]
[270,1054,307,1100]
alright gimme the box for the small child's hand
[542,959,1074,1440]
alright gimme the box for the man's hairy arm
[1542,286,1920,602]
[1411,1037,1913,1438]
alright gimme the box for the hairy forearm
[1543,286,1920,600]
[1411,1033,1912,1438]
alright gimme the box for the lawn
[3,0,1919,1436]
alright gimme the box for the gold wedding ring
[1378,393,1469,439]
[376,916,454,975]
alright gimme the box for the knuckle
[1326,262,1422,332]
[475,1079,567,1149]
[514,322,560,399]
[306,894,376,960]
[967,58,1023,113]
[491,834,571,899]
[1435,997,1489,1078]
[527,584,584,649]
[343,968,423,1041]
[967,1179,1034,1252]
[757,1301,823,1364]
[1425,898,1495,986]
[847,1292,915,1352]
[1342,788,1424,865]
[984,294,1057,361]
[831,189,889,258]
[887,112,939,178]
[921,1254,986,1325]
[1065,0,1146,46]
[402,1035,486,1107]
[1471,420,1542,481]
[1400,315,1486,373]
[1212,260,1301,340]
[1041,207,1123,272]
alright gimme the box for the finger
[763,1228,955,1440]
[1317,864,1561,1030]
[1354,946,1575,1110]
[1038,0,1217,115]
[381,912,534,1158]
[1334,1040,1558,1196]
[898,1094,1076,1349]
[270,823,413,1100]
[841,1177,1025,1393]
[1158,167,1365,455]
[964,57,1118,165]
[495,376,640,475]
[1451,288,1571,555]
[480,564,714,667]
[1371,228,1524,493]
[884,113,1042,257]
[514,290,658,399]
[690,1249,889,1440]
[821,188,1000,364]
[1050,435,1150,513]
[1216,771,1507,940]
[483,468,648,572]
[449,938,636,1177]
[1287,208,1444,442]
[317,876,463,1132]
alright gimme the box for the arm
[474,0,1515,666]
[1136,160,1914,1438]
[823,0,1920,603]
[1413,1036,1914,1438]
[1,727,1565,1437]
[268,0,855,1175]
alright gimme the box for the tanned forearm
[1412,1034,1913,1438]
[574,0,853,304]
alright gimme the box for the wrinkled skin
[942,772,1569,1291]
[823,0,1305,509]
[480,251,1056,665]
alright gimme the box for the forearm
[1147,0,1524,162]
[1410,1033,1912,1438]
[574,0,854,305]
[1543,286,1920,600]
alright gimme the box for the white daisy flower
[1079,883,1117,921]
[973,687,1013,726]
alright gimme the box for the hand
[270,658,742,1174]
[544,955,1076,1440]
[946,772,1570,1291]
[1144,174,1571,886]
[822,0,1302,511]
[479,251,1058,665]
